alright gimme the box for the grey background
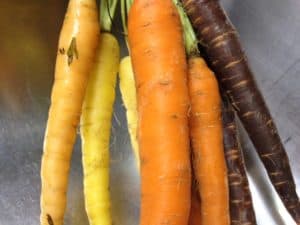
[0,0,299,224]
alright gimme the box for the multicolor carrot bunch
[40,0,300,225]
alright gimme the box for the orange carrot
[128,1,191,225]
[188,57,229,225]
[171,2,228,224]
[40,1,100,225]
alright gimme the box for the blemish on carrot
[159,80,171,86]
[224,57,244,69]
[142,22,151,28]
[46,214,54,225]
[232,80,249,89]
[171,114,178,119]
[210,31,236,45]
[200,26,210,35]
[59,48,65,54]
[242,111,255,118]
[193,16,203,26]
[67,37,79,66]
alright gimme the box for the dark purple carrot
[181,0,300,223]
[222,96,257,225]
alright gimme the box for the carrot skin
[188,179,201,225]
[128,1,191,225]
[222,97,257,225]
[81,32,120,225]
[40,1,100,225]
[188,57,229,225]
[182,0,300,223]
[119,56,140,169]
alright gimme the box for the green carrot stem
[172,0,199,56]
[100,0,118,32]
[121,0,127,35]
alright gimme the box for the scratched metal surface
[0,0,299,224]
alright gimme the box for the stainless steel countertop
[0,0,299,224]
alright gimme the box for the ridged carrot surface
[128,1,191,224]
[40,1,100,225]
[222,97,257,225]
[188,57,229,225]
[81,32,119,225]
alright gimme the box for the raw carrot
[80,32,119,225]
[172,2,202,224]
[119,56,139,169]
[188,57,229,225]
[40,1,100,225]
[128,0,191,224]
[182,0,300,223]
[173,2,228,224]
[222,96,257,225]
[119,0,139,169]
[80,1,119,225]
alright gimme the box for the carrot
[81,32,119,225]
[128,0,191,224]
[40,1,100,225]
[222,96,257,225]
[182,0,300,223]
[188,57,229,225]
[119,0,139,170]
[80,1,119,225]
[173,2,229,224]
[119,56,139,169]
[172,2,202,224]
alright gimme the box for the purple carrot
[222,96,257,225]
[181,0,300,223]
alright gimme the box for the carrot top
[100,0,118,32]
[172,0,199,56]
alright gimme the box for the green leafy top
[172,0,199,56]
[100,0,118,32]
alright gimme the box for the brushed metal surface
[0,0,299,225]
